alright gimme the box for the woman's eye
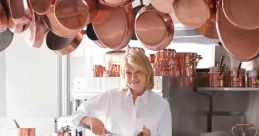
[126,72,131,75]
[136,71,141,74]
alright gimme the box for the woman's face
[125,64,147,95]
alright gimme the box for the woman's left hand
[140,125,151,136]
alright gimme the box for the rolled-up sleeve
[157,100,172,136]
[70,90,111,127]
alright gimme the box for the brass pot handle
[231,123,258,136]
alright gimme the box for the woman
[71,48,172,136]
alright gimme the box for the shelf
[197,87,259,92]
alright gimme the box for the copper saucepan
[196,0,219,39]
[173,0,210,28]
[150,0,172,13]
[135,5,174,51]
[131,0,145,40]
[9,0,32,25]
[28,0,56,15]
[46,30,83,55]
[216,1,259,61]
[44,0,95,38]
[92,4,134,50]
[222,0,259,30]
[22,12,48,48]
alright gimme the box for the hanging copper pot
[9,0,32,25]
[92,4,133,50]
[135,5,174,51]
[196,0,219,39]
[46,30,83,55]
[28,0,56,15]
[86,23,107,48]
[22,12,48,48]
[222,0,259,30]
[173,0,210,28]
[0,3,8,32]
[44,0,96,38]
[216,1,259,61]
[150,0,172,13]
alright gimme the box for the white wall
[0,34,59,135]
[0,51,6,117]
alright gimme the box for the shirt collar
[126,88,150,105]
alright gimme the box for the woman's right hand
[80,117,106,135]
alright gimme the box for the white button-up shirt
[71,88,172,136]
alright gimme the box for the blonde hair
[120,48,154,90]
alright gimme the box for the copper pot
[150,0,173,13]
[209,66,227,87]
[247,70,259,87]
[135,5,174,51]
[230,68,245,87]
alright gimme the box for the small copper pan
[0,3,8,32]
[46,30,83,55]
[44,0,94,38]
[0,29,14,52]
[9,0,32,25]
[28,0,56,15]
[92,4,133,50]
[216,1,259,61]
[222,0,259,30]
[150,0,172,13]
[135,5,174,51]
[99,0,132,7]
[22,13,48,48]
[173,0,210,28]
[196,0,219,39]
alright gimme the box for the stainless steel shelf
[197,87,259,92]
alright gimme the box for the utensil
[222,0,259,30]
[173,0,210,28]
[216,1,259,61]
[13,119,20,128]
[92,3,133,50]
[135,5,174,51]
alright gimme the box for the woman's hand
[138,126,151,136]
[80,117,106,135]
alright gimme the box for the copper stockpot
[222,0,259,30]
[216,1,259,61]
[135,5,174,51]
[44,0,96,38]
[46,30,83,55]
[173,0,210,28]
[209,66,227,87]
[230,68,245,87]
[92,4,133,50]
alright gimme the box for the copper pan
[46,30,83,55]
[150,0,172,13]
[173,0,210,28]
[92,4,133,50]
[0,2,8,32]
[9,0,32,25]
[196,0,219,39]
[99,0,132,7]
[222,0,259,30]
[22,12,48,48]
[44,0,95,38]
[0,29,14,52]
[135,5,174,51]
[86,23,107,48]
[216,1,259,61]
[131,0,145,40]
[28,0,56,15]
